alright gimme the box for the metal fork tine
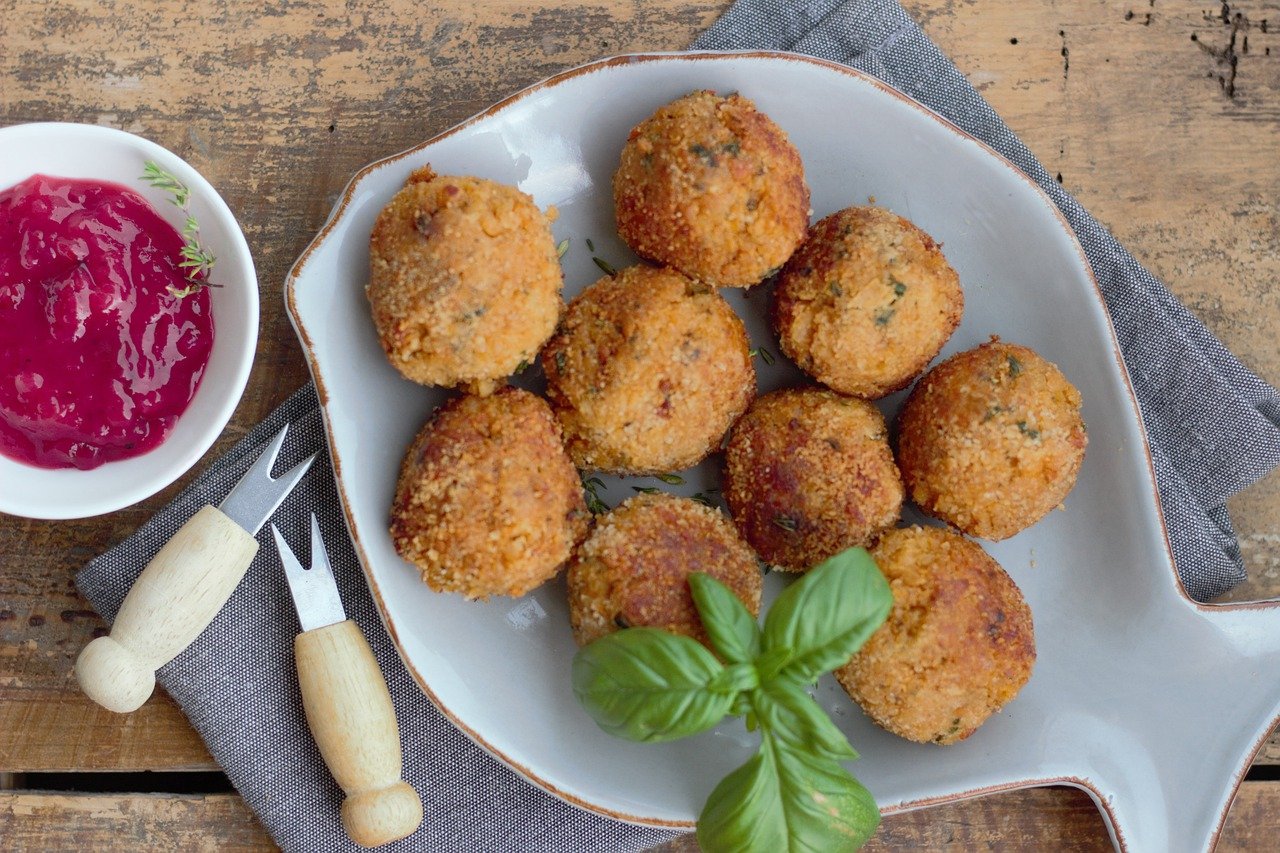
[308,513,336,583]
[272,524,300,572]
[219,422,317,534]
[245,425,290,482]
[272,525,312,625]
[275,451,318,496]
[275,518,348,632]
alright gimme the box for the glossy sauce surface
[0,174,214,469]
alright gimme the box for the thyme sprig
[140,162,218,297]
[582,476,610,515]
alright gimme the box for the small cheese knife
[76,425,315,713]
[272,515,423,848]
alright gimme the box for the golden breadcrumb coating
[835,525,1035,744]
[368,165,563,395]
[896,339,1087,540]
[542,264,756,475]
[566,493,762,647]
[773,206,963,399]
[723,388,903,572]
[613,91,809,287]
[390,387,589,599]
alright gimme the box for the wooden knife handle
[295,619,423,847]
[74,505,259,713]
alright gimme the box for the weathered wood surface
[1,0,1277,848]
[4,782,1280,851]
[913,0,1280,606]
[0,792,275,851]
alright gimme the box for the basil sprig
[571,548,893,852]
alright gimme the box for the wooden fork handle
[75,505,258,713]
[295,619,423,847]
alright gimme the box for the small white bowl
[0,122,258,519]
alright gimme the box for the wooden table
[2,0,1277,848]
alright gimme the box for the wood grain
[4,782,1280,851]
[910,0,1280,606]
[76,506,261,714]
[1,0,1278,848]
[0,792,274,852]
[295,621,422,847]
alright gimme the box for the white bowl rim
[0,121,258,519]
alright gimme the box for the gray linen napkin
[77,1,1280,851]
[80,389,679,852]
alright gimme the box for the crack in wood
[1196,1,1255,99]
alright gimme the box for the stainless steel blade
[271,514,347,633]
[219,425,317,535]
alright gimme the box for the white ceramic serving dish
[0,122,258,520]
[286,53,1280,851]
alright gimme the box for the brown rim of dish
[282,51,1280,836]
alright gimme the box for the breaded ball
[723,388,904,572]
[368,166,563,395]
[542,264,755,474]
[390,387,589,599]
[774,206,963,398]
[613,91,809,287]
[897,339,1087,540]
[835,525,1035,744]
[566,493,762,647]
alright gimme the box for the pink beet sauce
[0,174,214,470]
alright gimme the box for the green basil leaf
[689,572,762,663]
[771,739,880,851]
[754,680,858,761]
[760,548,892,683]
[697,734,880,853]
[706,661,760,695]
[697,740,787,853]
[571,628,735,742]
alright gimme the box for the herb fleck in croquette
[368,166,563,394]
[613,91,809,287]
[836,526,1035,744]
[774,206,963,399]
[566,493,762,647]
[896,339,1087,540]
[390,388,588,599]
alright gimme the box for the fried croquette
[390,387,589,599]
[835,525,1035,744]
[723,388,903,572]
[368,166,563,395]
[774,206,963,398]
[542,264,756,475]
[896,339,1087,540]
[566,492,762,647]
[613,91,809,287]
